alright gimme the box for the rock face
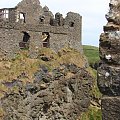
[1,64,93,120]
[98,0,120,119]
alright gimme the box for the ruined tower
[98,0,120,119]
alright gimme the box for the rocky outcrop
[0,63,93,120]
[98,0,120,119]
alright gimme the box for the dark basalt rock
[1,64,93,120]
[97,64,120,96]
[102,97,120,120]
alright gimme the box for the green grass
[80,106,102,120]
[82,45,102,120]
[83,45,99,67]
[83,45,102,99]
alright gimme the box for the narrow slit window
[69,22,74,27]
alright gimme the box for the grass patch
[80,106,102,120]
[57,47,87,68]
[0,51,40,83]
[83,45,102,120]
[83,45,102,100]
[83,45,99,67]
[87,67,102,100]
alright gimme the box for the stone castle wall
[98,0,120,119]
[0,0,82,59]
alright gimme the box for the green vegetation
[83,45,99,68]
[87,67,102,100]
[80,106,102,120]
[83,45,102,99]
[81,45,102,120]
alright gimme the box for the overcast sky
[0,0,109,46]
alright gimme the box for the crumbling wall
[0,0,83,59]
[0,28,23,59]
[8,8,16,23]
[98,0,120,119]
[49,33,68,52]
[16,0,43,24]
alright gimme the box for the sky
[0,0,109,46]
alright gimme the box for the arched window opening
[42,32,50,48]
[19,32,30,49]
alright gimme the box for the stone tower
[98,0,120,119]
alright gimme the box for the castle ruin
[0,0,82,59]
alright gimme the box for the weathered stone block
[100,33,120,50]
[99,32,120,64]
[102,97,120,120]
[99,48,120,65]
[105,2,120,25]
[97,64,120,96]
[103,24,119,31]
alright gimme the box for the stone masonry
[0,0,82,59]
[97,0,120,119]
